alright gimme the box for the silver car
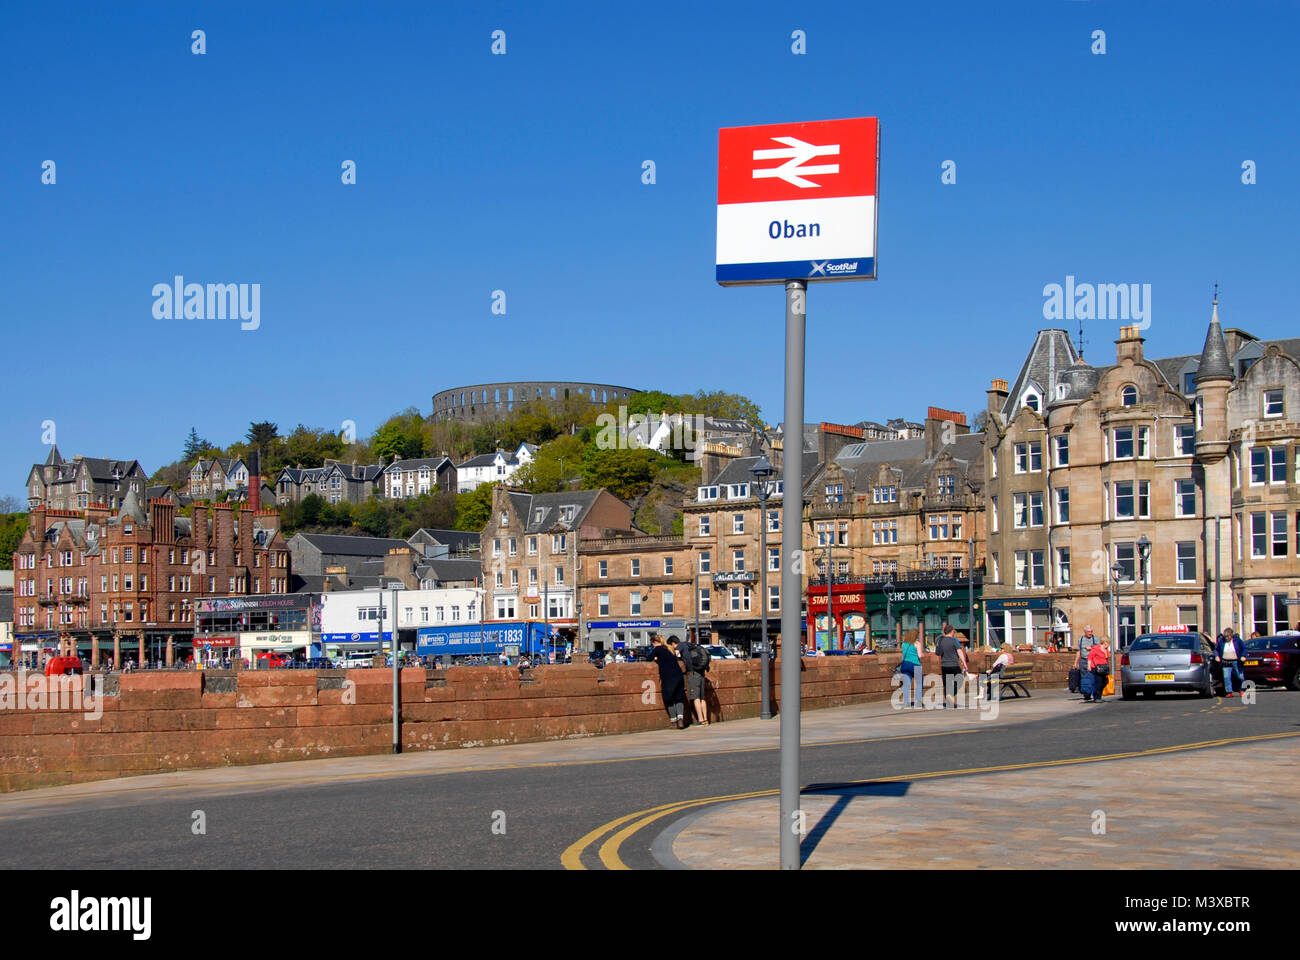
[1120,632,1219,699]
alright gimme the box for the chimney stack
[248,450,261,513]
[987,378,1009,416]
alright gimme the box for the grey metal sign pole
[780,279,806,870]
[391,586,401,754]
[758,479,771,719]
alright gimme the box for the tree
[971,410,989,433]
[183,428,209,461]
[372,422,422,462]
[246,421,280,447]
[352,498,391,537]
[0,513,28,569]
[580,446,665,501]
[454,483,497,532]
[299,493,324,528]
[0,495,20,513]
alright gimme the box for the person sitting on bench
[979,643,1015,701]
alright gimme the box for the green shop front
[807,573,983,651]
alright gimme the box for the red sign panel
[717,117,878,206]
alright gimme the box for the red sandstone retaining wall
[0,653,1077,792]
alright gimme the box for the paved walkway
[662,738,1300,869]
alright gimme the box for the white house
[456,444,537,493]
[319,587,482,654]
[382,457,455,500]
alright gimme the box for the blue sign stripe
[716,257,875,285]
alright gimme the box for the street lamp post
[883,578,894,647]
[967,537,975,648]
[750,455,775,720]
[1137,534,1152,635]
[1111,562,1125,650]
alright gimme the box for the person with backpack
[652,635,687,729]
[935,623,968,708]
[682,627,712,726]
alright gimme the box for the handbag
[1094,662,1110,677]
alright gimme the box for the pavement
[2,683,1297,869]
[658,737,1300,870]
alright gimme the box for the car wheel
[1287,668,1300,692]
[1199,678,1213,698]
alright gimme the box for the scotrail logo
[152,275,260,330]
[1042,275,1151,328]
[810,260,859,276]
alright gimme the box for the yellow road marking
[571,730,1300,870]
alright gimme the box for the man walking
[935,623,968,709]
[681,627,712,726]
[1216,627,1245,698]
[1074,626,1099,703]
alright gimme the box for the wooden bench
[987,662,1034,699]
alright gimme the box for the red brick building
[11,490,290,666]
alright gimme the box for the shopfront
[983,597,1051,649]
[585,619,687,652]
[809,575,982,651]
[195,594,321,663]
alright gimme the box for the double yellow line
[562,730,1300,870]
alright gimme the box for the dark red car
[1241,634,1300,690]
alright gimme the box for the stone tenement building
[11,492,290,665]
[801,412,988,649]
[578,534,696,651]
[982,303,1300,648]
[482,486,636,650]
[25,446,147,512]
[432,380,639,425]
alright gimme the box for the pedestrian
[652,635,686,729]
[1074,626,1099,702]
[1086,636,1111,702]
[897,631,923,709]
[1215,627,1245,698]
[681,628,712,726]
[935,623,968,708]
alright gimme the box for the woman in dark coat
[652,635,686,728]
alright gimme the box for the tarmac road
[0,687,1295,870]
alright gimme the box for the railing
[579,534,685,550]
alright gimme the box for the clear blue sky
[3,1,1298,500]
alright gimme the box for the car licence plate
[1144,673,1175,682]
[1244,660,1260,667]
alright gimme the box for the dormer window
[1055,383,1069,400]
[1121,385,1138,407]
[1023,390,1041,412]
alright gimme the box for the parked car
[1241,634,1300,690]
[1120,632,1220,699]
[257,652,293,669]
[706,645,737,660]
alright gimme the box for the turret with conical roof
[1195,294,1233,462]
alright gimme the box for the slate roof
[508,490,603,533]
[294,533,411,557]
[409,528,480,553]
[1002,329,1079,420]
[386,457,454,473]
[417,557,482,584]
